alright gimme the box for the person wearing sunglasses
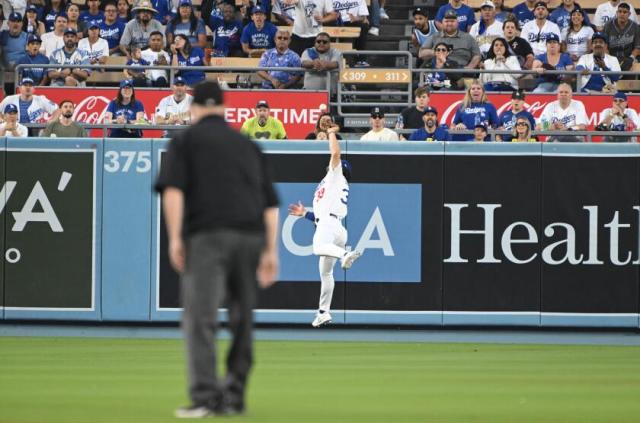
[360,107,400,141]
[300,32,339,90]
[422,42,460,89]
[257,29,303,89]
[596,91,640,142]
[509,116,538,142]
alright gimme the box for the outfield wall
[0,138,639,328]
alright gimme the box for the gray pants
[181,229,265,408]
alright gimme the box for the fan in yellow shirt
[240,100,288,140]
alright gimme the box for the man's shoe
[312,312,332,327]
[380,7,390,20]
[174,404,216,419]
[368,27,379,36]
[340,250,361,269]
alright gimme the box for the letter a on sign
[355,207,395,256]
[12,181,64,232]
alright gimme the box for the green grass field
[1,337,639,423]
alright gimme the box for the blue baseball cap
[341,159,352,175]
[423,106,438,115]
[27,34,42,43]
[252,5,266,14]
[592,32,608,43]
[8,12,22,21]
[26,4,38,13]
[120,79,134,88]
[88,21,100,29]
[614,92,628,101]
[20,77,34,85]
[179,0,192,6]
[173,76,186,85]
[4,104,18,114]
[64,27,77,36]
[545,33,560,43]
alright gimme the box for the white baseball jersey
[360,127,400,141]
[593,1,638,28]
[562,26,594,57]
[0,122,28,137]
[469,20,505,56]
[273,0,296,21]
[599,107,640,129]
[0,94,58,123]
[312,162,348,219]
[155,94,193,120]
[293,0,334,38]
[520,19,562,56]
[332,0,369,22]
[141,48,171,81]
[576,53,621,89]
[78,37,110,62]
[538,99,589,128]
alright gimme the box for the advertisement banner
[34,88,329,140]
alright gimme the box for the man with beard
[594,0,638,31]
[603,3,640,71]
[209,3,243,57]
[300,32,340,90]
[503,19,535,69]
[119,0,164,57]
[408,106,450,141]
[154,77,193,137]
[240,100,287,139]
[47,28,92,86]
[42,100,87,137]
[520,2,562,56]
[420,10,482,70]
[576,32,621,92]
[0,12,28,69]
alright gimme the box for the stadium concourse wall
[0,138,639,329]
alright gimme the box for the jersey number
[341,188,349,205]
[315,187,325,200]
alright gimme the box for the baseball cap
[614,92,628,101]
[512,90,526,100]
[120,79,134,88]
[20,77,34,85]
[26,4,38,13]
[192,81,224,106]
[423,106,438,115]
[64,27,77,36]
[480,0,495,9]
[27,34,42,44]
[592,32,608,43]
[4,104,18,114]
[341,159,352,175]
[534,1,547,9]
[8,12,22,21]
[546,33,560,43]
[413,7,427,17]
[474,123,488,130]
[256,100,269,109]
[179,0,192,6]
[88,21,100,29]
[252,5,266,14]
[443,10,458,19]
[618,2,631,10]
[173,76,186,85]
[370,107,384,117]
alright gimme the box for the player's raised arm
[327,125,341,169]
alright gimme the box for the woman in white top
[481,37,522,91]
[561,8,594,63]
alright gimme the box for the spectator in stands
[473,124,490,141]
[285,0,337,56]
[520,2,562,56]
[360,107,400,141]
[512,0,536,27]
[209,2,243,57]
[79,22,110,65]
[23,4,45,36]
[480,37,521,91]
[469,1,504,57]
[536,82,588,142]
[594,0,638,31]
[498,90,536,132]
[41,0,67,32]
[273,0,296,26]
[48,28,91,86]
[549,0,591,33]
[241,5,277,57]
[503,19,534,69]
[171,33,205,87]
[330,0,369,65]
[119,0,164,57]
[420,10,482,79]
[397,86,431,130]
[421,42,459,90]
[154,76,192,137]
[166,0,207,48]
[492,0,510,22]
[509,116,538,142]
[150,0,172,25]
[100,3,125,56]
[300,32,339,90]
[0,77,60,124]
[104,79,146,138]
[42,99,87,137]
[80,0,105,26]
[0,12,28,69]
[411,7,437,51]
[142,30,170,87]
[435,0,475,33]
[531,33,574,92]
[257,29,302,89]
[603,3,640,72]
[408,106,450,141]
[117,0,132,24]
[0,104,28,137]
[562,8,594,63]
[451,80,499,141]
[240,99,287,139]
[17,34,50,85]
[576,32,621,92]
[65,4,87,38]
[596,91,640,141]
[305,112,342,139]
[125,46,150,86]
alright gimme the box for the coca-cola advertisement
[30,88,330,139]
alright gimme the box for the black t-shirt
[155,115,279,236]
[400,107,426,130]
[507,36,534,66]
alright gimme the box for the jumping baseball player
[288,125,361,327]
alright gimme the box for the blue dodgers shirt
[258,48,302,88]
[151,0,171,23]
[434,3,476,32]
[240,21,277,49]
[549,7,591,32]
[408,125,451,141]
[209,17,242,56]
[0,31,28,65]
[106,99,145,137]
[166,19,206,46]
[498,109,536,131]
[100,21,126,49]
[80,10,105,26]
[534,52,574,84]
[452,102,499,141]
[511,3,534,27]
[175,47,205,86]
[16,53,50,85]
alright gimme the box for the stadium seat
[86,56,128,86]
[276,26,361,39]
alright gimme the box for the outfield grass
[0,337,639,422]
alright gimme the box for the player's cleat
[174,404,216,418]
[312,312,332,327]
[340,250,361,269]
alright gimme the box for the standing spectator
[576,32,621,92]
[285,0,337,56]
[166,0,207,48]
[300,31,339,90]
[434,0,476,32]
[512,0,536,27]
[493,0,510,23]
[155,80,279,419]
[411,7,437,51]
[119,0,164,57]
[469,1,504,57]
[562,8,594,63]
[451,80,499,141]
[79,22,110,65]
[80,0,104,26]
[124,46,150,86]
[240,100,287,139]
[272,0,295,26]
[360,107,400,141]
[17,34,50,85]
[0,77,60,124]
[509,116,538,142]
[421,42,459,89]
[398,86,431,130]
[536,82,588,142]
[596,91,640,142]
[257,29,302,89]
[47,28,91,86]
[594,0,638,31]
[503,19,535,69]
[481,37,521,91]
[331,0,369,65]
[116,0,131,24]
[0,104,28,137]
[142,30,170,87]
[104,79,146,138]
[154,76,193,137]
[100,2,125,56]
[23,4,45,36]
[209,3,243,57]
[1,12,28,68]
[603,3,640,72]
[65,3,87,38]
[151,0,172,25]
[41,0,67,32]
[171,33,205,87]
[549,0,591,33]
[241,5,277,57]
[408,106,450,141]
[498,90,536,132]
[42,99,87,137]
[531,33,574,92]
[520,2,562,56]
[305,112,341,139]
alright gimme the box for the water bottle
[396,114,404,129]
